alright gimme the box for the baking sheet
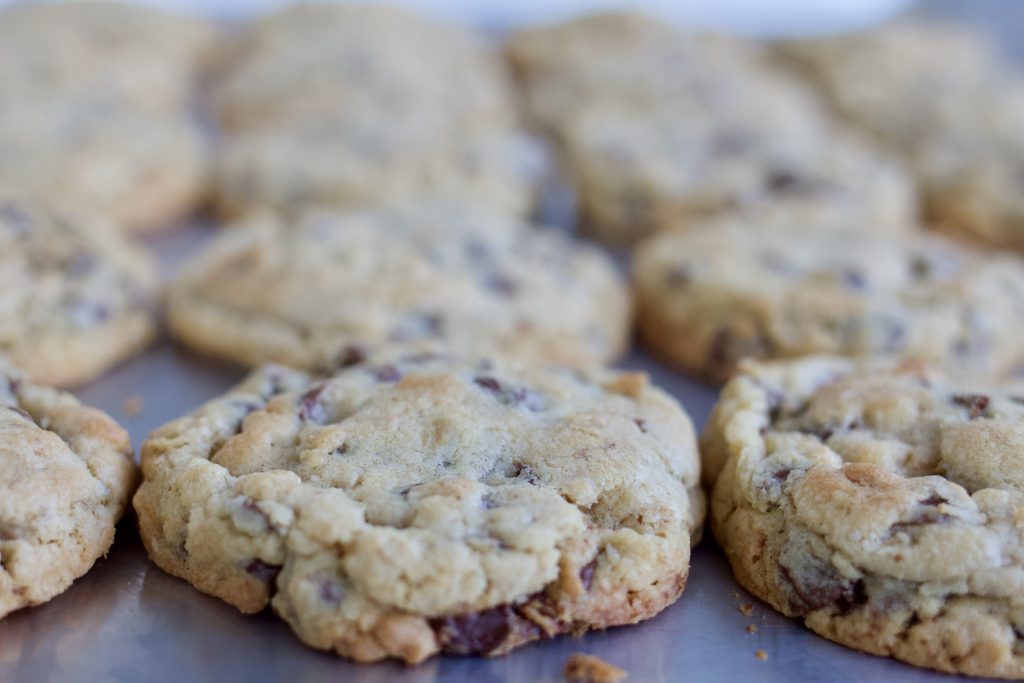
[0,1,1016,681]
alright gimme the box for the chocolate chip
[66,297,110,327]
[665,264,692,287]
[6,406,32,422]
[335,345,367,368]
[244,559,280,583]
[765,169,812,194]
[891,512,952,530]
[430,605,542,655]
[484,273,517,296]
[299,385,327,423]
[951,393,989,419]
[909,254,932,280]
[633,418,647,433]
[66,250,96,277]
[474,376,502,392]
[373,365,402,383]
[840,269,866,291]
[319,579,343,605]
[579,558,597,591]
[505,461,539,485]
[780,562,865,615]
[0,202,32,235]
[919,494,948,507]
[331,443,348,456]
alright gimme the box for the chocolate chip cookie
[0,99,207,234]
[633,217,1024,383]
[211,4,512,133]
[0,196,159,386]
[210,4,535,218]
[564,104,915,246]
[505,12,761,134]
[0,1,214,113]
[213,121,540,219]
[703,355,1024,678]
[134,347,703,663]
[777,21,1024,253]
[0,356,137,620]
[168,202,629,370]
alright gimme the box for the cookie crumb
[565,653,627,683]
[746,624,758,634]
[738,602,754,617]
[755,649,768,661]
[122,395,143,417]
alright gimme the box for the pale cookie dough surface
[213,121,541,219]
[505,12,762,134]
[564,104,915,246]
[0,1,214,113]
[633,218,1024,383]
[0,196,159,387]
[777,21,1024,253]
[0,356,137,620]
[133,349,703,663]
[168,202,629,370]
[702,355,1024,678]
[211,4,513,132]
[0,99,207,233]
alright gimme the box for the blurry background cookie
[0,357,136,620]
[777,21,1024,252]
[168,201,630,370]
[0,196,159,387]
[632,216,1024,383]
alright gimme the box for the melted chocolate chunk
[335,345,367,368]
[840,269,866,291]
[919,494,948,507]
[484,273,517,296]
[373,365,402,383]
[664,264,692,288]
[579,559,598,591]
[951,393,990,419]
[431,605,542,655]
[505,461,539,485]
[244,559,280,583]
[780,563,865,615]
[6,406,32,422]
[765,169,816,194]
[298,385,327,423]
[474,376,502,393]
[891,512,952,530]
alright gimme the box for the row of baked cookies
[509,14,1024,254]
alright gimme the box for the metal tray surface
[0,1,1017,680]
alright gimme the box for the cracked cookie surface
[633,217,1024,383]
[133,347,703,663]
[702,355,1024,678]
[0,357,137,620]
[0,196,159,386]
[168,201,629,370]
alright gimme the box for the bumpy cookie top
[134,348,701,662]
[212,4,513,132]
[506,12,763,131]
[169,202,629,369]
[213,121,541,218]
[0,100,206,231]
[633,219,1024,380]
[566,102,915,241]
[0,196,159,385]
[0,356,136,619]
[702,356,1024,676]
[0,1,214,112]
